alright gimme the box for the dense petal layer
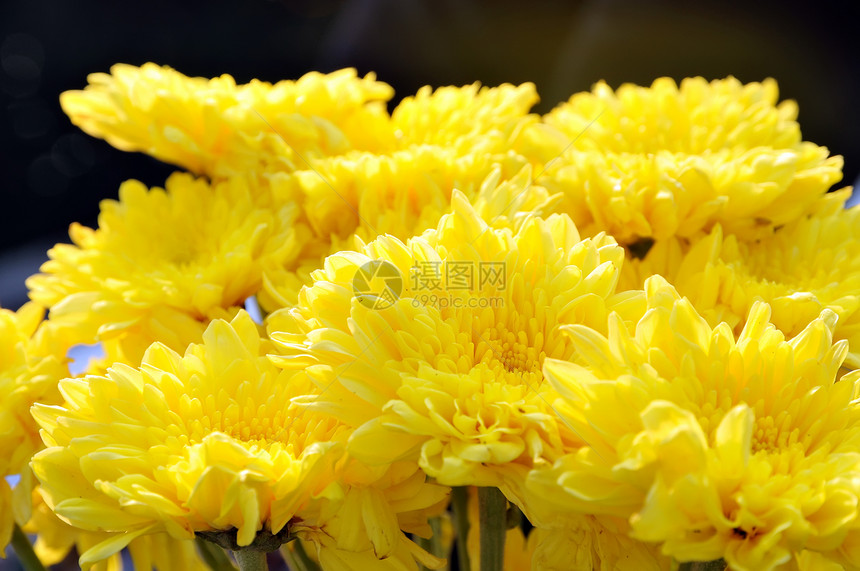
[60,64,395,177]
[520,77,842,244]
[31,311,446,569]
[0,303,68,549]
[529,276,860,569]
[622,189,860,368]
[27,172,305,364]
[260,158,558,311]
[31,313,336,559]
[269,192,643,491]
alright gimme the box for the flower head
[60,64,395,177]
[31,311,446,569]
[32,312,335,556]
[525,77,843,244]
[24,492,209,571]
[259,159,558,311]
[528,523,668,571]
[0,303,67,550]
[268,193,643,488]
[501,460,669,570]
[622,188,860,368]
[254,79,543,311]
[391,82,538,153]
[27,172,304,365]
[529,276,860,569]
[295,149,539,247]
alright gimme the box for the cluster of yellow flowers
[2,63,857,571]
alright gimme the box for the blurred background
[1,0,858,310]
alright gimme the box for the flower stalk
[678,560,728,570]
[416,516,445,571]
[233,549,268,571]
[451,487,472,571]
[281,540,321,571]
[478,487,506,571]
[10,523,47,571]
[195,537,237,571]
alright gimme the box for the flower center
[476,323,544,386]
[751,414,801,454]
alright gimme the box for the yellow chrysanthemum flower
[259,158,558,311]
[27,172,305,365]
[391,82,538,153]
[500,471,669,570]
[527,523,669,571]
[31,311,447,569]
[290,460,449,571]
[24,491,209,571]
[61,63,539,183]
[523,77,843,244]
[530,275,860,570]
[293,150,537,248]
[32,311,334,562]
[622,188,860,369]
[60,64,547,320]
[0,303,67,551]
[60,63,395,177]
[268,192,643,489]
[253,79,543,311]
[2,305,205,570]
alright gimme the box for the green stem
[478,487,506,571]
[416,516,446,571]
[282,540,321,571]
[427,516,445,559]
[233,549,268,571]
[451,487,472,571]
[678,560,728,571]
[196,537,237,570]
[10,523,47,571]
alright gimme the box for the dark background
[1,0,858,310]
